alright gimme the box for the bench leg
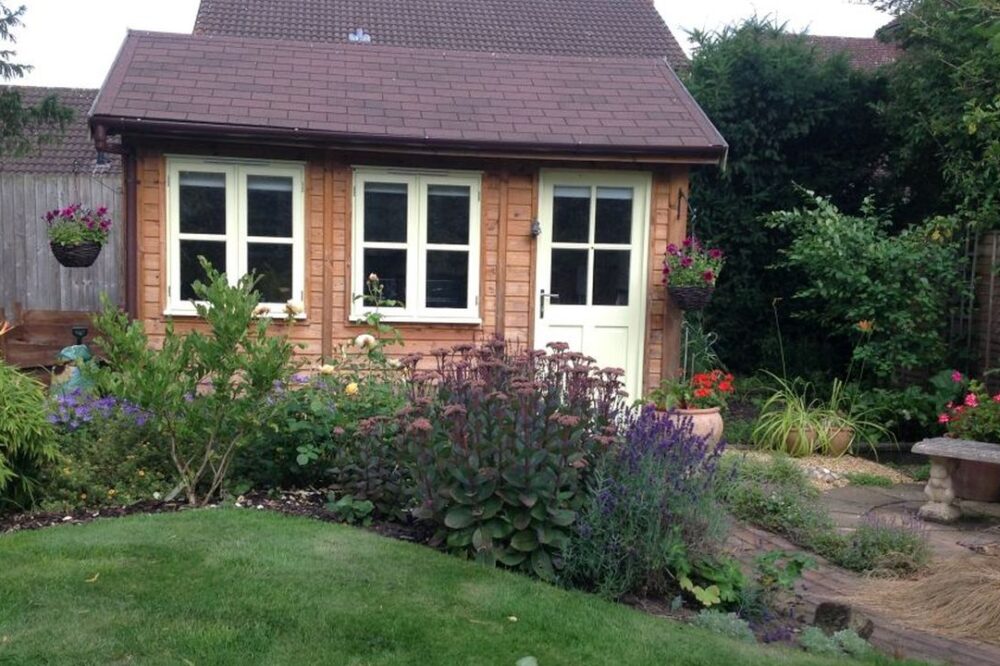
[918,456,961,523]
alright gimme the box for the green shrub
[0,360,58,509]
[767,191,965,381]
[393,340,625,580]
[691,610,756,644]
[563,406,727,600]
[799,627,876,660]
[90,259,299,506]
[835,515,930,577]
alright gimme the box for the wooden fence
[0,172,123,318]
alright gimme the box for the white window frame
[351,167,482,323]
[165,157,306,318]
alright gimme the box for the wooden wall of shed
[133,150,686,396]
[0,172,124,317]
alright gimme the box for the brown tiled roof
[803,35,900,71]
[0,86,119,173]
[193,0,689,69]
[90,31,726,162]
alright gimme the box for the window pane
[595,187,632,244]
[179,239,226,301]
[552,185,590,243]
[179,171,226,234]
[426,250,469,309]
[550,249,588,305]
[593,250,630,306]
[427,185,470,245]
[363,249,407,305]
[247,175,293,237]
[248,243,293,303]
[364,182,407,242]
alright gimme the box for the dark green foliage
[769,192,965,380]
[0,360,58,510]
[394,341,625,580]
[0,3,74,156]
[684,17,892,373]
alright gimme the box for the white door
[535,171,650,399]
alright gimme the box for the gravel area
[734,449,913,490]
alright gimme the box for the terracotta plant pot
[667,285,714,311]
[785,426,854,457]
[662,406,724,448]
[50,241,101,268]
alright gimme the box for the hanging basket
[50,241,102,268]
[668,285,715,311]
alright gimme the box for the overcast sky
[12,0,892,88]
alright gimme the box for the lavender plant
[392,340,626,580]
[563,405,727,599]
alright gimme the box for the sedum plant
[392,340,626,580]
[91,258,299,506]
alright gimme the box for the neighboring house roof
[193,0,690,69]
[802,35,900,71]
[90,31,726,163]
[0,86,118,174]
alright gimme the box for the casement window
[352,169,481,322]
[165,158,305,317]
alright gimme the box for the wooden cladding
[132,149,688,394]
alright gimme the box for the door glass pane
[593,250,630,306]
[247,175,293,237]
[364,182,407,242]
[248,243,293,303]
[550,249,588,305]
[552,186,590,243]
[363,249,406,305]
[595,187,632,244]
[179,239,226,301]
[427,185,470,245]
[426,250,469,309]
[179,171,226,234]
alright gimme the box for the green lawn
[0,509,877,665]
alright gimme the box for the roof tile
[91,31,725,160]
[193,0,689,69]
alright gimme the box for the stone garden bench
[913,437,1000,522]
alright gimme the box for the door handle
[540,290,559,319]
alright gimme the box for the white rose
[354,333,377,350]
[285,299,305,316]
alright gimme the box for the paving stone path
[729,482,1000,665]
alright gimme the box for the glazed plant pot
[667,285,714,311]
[785,426,854,457]
[50,241,101,268]
[664,406,724,448]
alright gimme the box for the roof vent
[348,28,372,43]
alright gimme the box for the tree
[0,3,73,157]
[683,18,893,374]
[873,0,1000,229]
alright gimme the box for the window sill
[163,307,307,321]
[349,315,482,326]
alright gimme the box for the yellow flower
[319,364,337,376]
[107,488,117,497]
[79,493,87,501]
[137,470,146,478]
[345,382,359,396]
